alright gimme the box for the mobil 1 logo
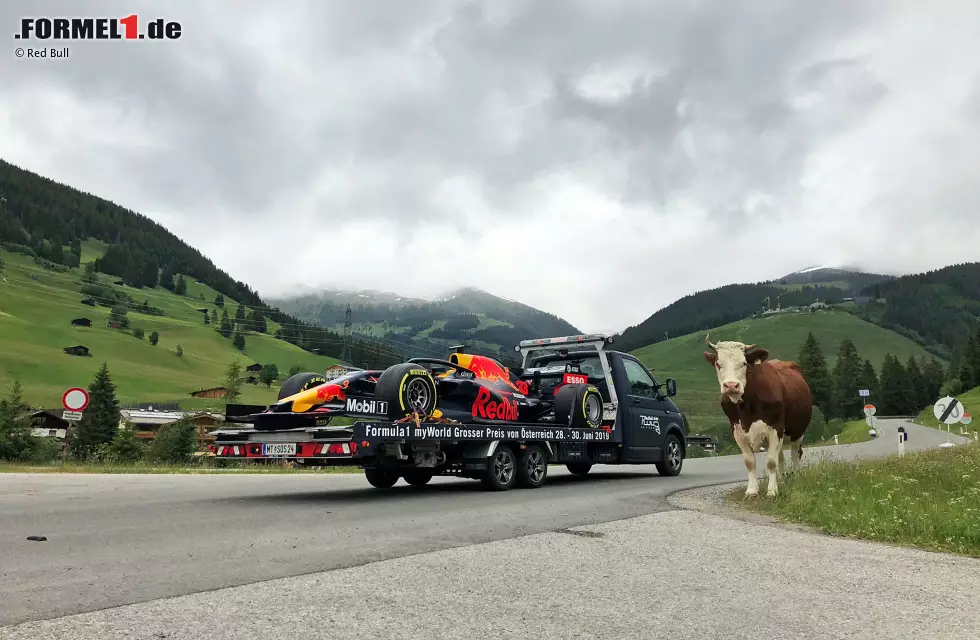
[346,397,389,416]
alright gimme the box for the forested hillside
[851,262,980,361]
[615,268,890,353]
[0,159,402,368]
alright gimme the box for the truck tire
[364,468,399,488]
[516,445,548,489]
[278,372,328,400]
[376,363,439,420]
[481,445,517,491]
[656,433,684,476]
[566,463,592,476]
[402,470,433,487]
[554,384,604,429]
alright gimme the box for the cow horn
[742,343,756,351]
[705,333,717,350]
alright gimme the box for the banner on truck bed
[353,421,613,443]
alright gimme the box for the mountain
[269,286,581,361]
[614,266,895,353]
[0,159,406,370]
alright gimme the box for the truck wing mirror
[665,378,677,397]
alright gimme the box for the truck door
[617,356,669,462]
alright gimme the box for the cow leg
[789,436,804,471]
[765,426,783,497]
[732,424,759,498]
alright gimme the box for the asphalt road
[0,420,968,630]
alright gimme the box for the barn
[189,387,230,399]
[63,345,91,357]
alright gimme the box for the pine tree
[149,331,159,346]
[879,354,914,415]
[857,359,878,400]
[0,380,36,461]
[203,312,210,326]
[210,308,218,325]
[957,333,978,389]
[71,362,120,458]
[235,304,246,324]
[904,355,927,412]
[159,265,175,291]
[233,331,246,351]
[250,309,268,334]
[219,310,233,338]
[70,237,82,260]
[106,422,144,462]
[175,274,187,296]
[830,338,863,419]
[214,293,224,307]
[50,240,65,265]
[176,344,183,357]
[921,357,945,403]
[798,332,831,415]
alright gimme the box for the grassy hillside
[632,310,938,443]
[0,245,339,409]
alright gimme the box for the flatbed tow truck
[212,334,714,490]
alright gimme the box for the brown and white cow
[703,334,812,497]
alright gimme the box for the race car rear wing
[224,402,270,423]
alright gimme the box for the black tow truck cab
[212,334,713,491]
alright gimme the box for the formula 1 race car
[229,342,609,432]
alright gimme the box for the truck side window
[622,359,657,398]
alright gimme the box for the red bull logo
[315,380,349,402]
[451,353,526,394]
[472,386,519,421]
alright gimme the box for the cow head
[702,334,769,404]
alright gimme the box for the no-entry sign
[62,387,89,412]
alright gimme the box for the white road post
[897,426,906,457]
[834,434,839,445]
[974,431,978,442]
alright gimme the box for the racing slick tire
[566,463,592,476]
[277,372,328,401]
[656,433,684,477]
[481,445,517,491]
[402,470,434,487]
[554,384,604,429]
[376,363,439,420]
[364,468,399,489]
[516,444,548,489]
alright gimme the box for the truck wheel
[481,445,517,491]
[554,384,604,429]
[364,468,399,488]
[376,363,439,420]
[278,372,328,401]
[566,463,592,476]
[516,445,548,489]
[402,470,433,487]
[656,434,684,476]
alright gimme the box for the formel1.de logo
[15,15,182,41]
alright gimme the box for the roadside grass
[810,419,872,447]
[0,460,362,474]
[727,442,980,557]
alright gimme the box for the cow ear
[745,348,769,364]
[703,351,717,365]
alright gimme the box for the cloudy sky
[2,0,979,333]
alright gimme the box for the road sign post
[61,387,89,462]
[934,396,965,449]
[897,426,906,457]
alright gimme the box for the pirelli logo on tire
[346,397,389,416]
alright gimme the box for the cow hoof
[743,490,759,500]
[767,489,778,498]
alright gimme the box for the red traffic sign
[962,412,972,425]
[62,387,89,412]
[863,404,876,416]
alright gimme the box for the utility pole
[340,303,353,364]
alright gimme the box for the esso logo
[563,373,588,385]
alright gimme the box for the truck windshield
[525,353,603,378]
